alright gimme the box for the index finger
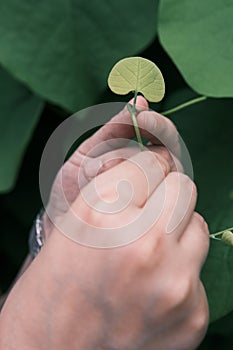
[77,96,148,158]
[76,96,180,160]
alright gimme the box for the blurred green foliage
[0,1,233,348]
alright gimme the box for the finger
[60,143,182,211]
[76,98,180,159]
[83,146,139,179]
[59,97,148,204]
[144,172,197,242]
[137,110,180,157]
[76,96,148,158]
[82,150,171,209]
[83,145,183,180]
[180,212,210,272]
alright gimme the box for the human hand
[4,152,208,350]
[43,96,180,238]
[46,149,208,350]
[0,111,209,349]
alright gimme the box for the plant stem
[211,236,222,241]
[130,90,144,151]
[209,226,233,238]
[161,96,207,116]
[131,111,144,151]
[133,89,138,108]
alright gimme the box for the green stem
[211,236,222,241]
[133,89,138,108]
[161,96,207,116]
[209,226,233,238]
[131,111,144,151]
[129,90,144,151]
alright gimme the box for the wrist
[0,232,105,350]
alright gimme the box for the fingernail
[84,158,103,179]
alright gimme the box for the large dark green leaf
[159,0,233,98]
[0,66,44,192]
[162,89,233,322]
[0,0,158,111]
[202,239,233,324]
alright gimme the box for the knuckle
[171,156,184,173]
[180,284,209,349]
[176,173,197,196]
[72,194,107,227]
[163,274,194,310]
[152,145,183,173]
[192,213,210,248]
[156,146,173,164]
[166,171,193,184]
[124,234,163,270]
[95,184,113,202]
[193,211,205,224]
[193,212,209,232]
[141,150,170,176]
[181,173,196,189]
[153,153,170,176]
[152,146,173,170]
[125,243,149,269]
[180,311,208,350]
[188,297,209,341]
[191,308,209,338]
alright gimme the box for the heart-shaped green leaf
[108,57,165,102]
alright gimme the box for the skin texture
[43,96,181,237]
[0,97,209,350]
